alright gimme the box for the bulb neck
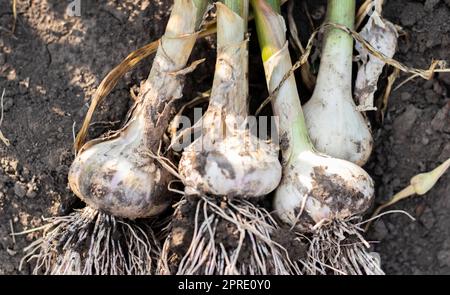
[139,0,209,148]
[312,0,355,101]
[207,2,249,119]
[265,46,314,159]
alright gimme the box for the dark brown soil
[364,0,450,275]
[0,0,449,275]
[271,225,307,262]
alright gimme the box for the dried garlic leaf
[355,1,398,111]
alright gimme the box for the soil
[0,0,449,275]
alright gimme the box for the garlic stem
[135,0,208,148]
[252,0,284,62]
[266,0,280,12]
[252,0,313,160]
[193,0,210,28]
[207,1,248,118]
[313,0,355,102]
[224,0,248,20]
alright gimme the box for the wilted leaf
[355,0,398,111]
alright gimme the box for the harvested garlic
[179,3,282,198]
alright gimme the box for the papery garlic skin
[68,0,205,219]
[274,150,374,231]
[179,3,282,198]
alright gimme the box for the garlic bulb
[303,85,373,166]
[179,3,282,198]
[274,150,374,231]
[69,104,172,219]
[303,0,373,166]
[69,0,204,219]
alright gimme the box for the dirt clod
[272,226,307,262]
[13,183,26,198]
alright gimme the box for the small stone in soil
[401,92,412,101]
[438,142,450,161]
[26,188,37,198]
[6,68,16,81]
[3,97,14,112]
[431,102,450,131]
[437,250,450,267]
[438,72,450,85]
[420,207,435,230]
[425,0,441,12]
[372,220,389,241]
[393,105,420,139]
[13,183,26,198]
[399,3,424,26]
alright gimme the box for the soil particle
[370,220,389,242]
[439,72,450,86]
[13,183,26,198]
[437,238,450,267]
[392,105,420,140]
[401,92,412,102]
[271,226,307,262]
[438,142,450,161]
[309,166,368,216]
[430,102,450,131]
[437,250,450,267]
[424,0,441,12]
[2,96,13,112]
[399,3,424,27]
[425,89,440,104]
[25,188,37,199]
[419,207,436,230]
[209,151,236,180]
